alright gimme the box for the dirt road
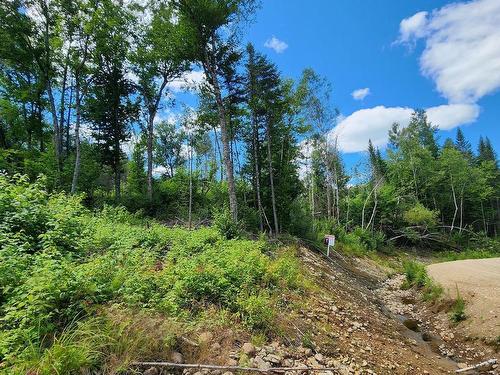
[427,257,500,341]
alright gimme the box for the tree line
[1,0,498,246]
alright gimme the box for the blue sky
[238,0,500,168]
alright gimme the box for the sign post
[324,234,335,257]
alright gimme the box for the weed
[450,287,466,323]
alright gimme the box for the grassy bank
[0,175,308,374]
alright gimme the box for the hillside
[1,175,499,374]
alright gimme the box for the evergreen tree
[455,127,473,159]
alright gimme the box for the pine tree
[455,127,473,159]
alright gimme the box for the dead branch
[455,358,497,373]
[131,361,345,373]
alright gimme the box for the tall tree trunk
[450,175,458,232]
[146,115,155,200]
[188,134,193,229]
[266,119,279,236]
[146,79,167,201]
[204,49,237,221]
[71,77,81,194]
[66,84,73,156]
[252,115,264,232]
[58,58,69,161]
[213,127,224,181]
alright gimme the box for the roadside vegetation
[0,174,308,373]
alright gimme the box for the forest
[0,0,499,373]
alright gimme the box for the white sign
[325,235,335,257]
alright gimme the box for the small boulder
[211,342,222,351]
[144,367,159,375]
[253,356,271,370]
[314,353,324,363]
[171,351,184,364]
[242,342,256,356]
[226,358,238,366]
[199,331,214,343]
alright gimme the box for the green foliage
[402,260,428,289]
[403,203,438,227]
[402,260,443,302]
[213,207,242,239]
[0,176,306,371]
[450,288,466,323]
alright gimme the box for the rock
[222,372,234,375]
[314,353,324,363]
[226,358,238,366]
[242,342,256,356]
[211,342,222,351]
[264,354,282,364]
[199,331,213,343]
[144,367,159,375]
[171,351,184,364]
[253,356,271,370]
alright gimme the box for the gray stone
[242,342,256,356]
[199,331,213,343]
[171,351,184,364]
[144,367,159,375]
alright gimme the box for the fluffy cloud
[399,0,500,103]
[330,104,479,153]
[167,70,205,92]
[426,104,480,130]
[351,88,371,100]
[398,11,428,44]
[264,36,288,53]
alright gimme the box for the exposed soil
[134,248,499,375]
[427,258,500,341]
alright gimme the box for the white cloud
[399,0,500,103]
[264,36,288,53]
[167,70,205,92]
[398,11,428,44]
[426,103,479,130]
[351,88,371,100]
[330,104,479,153]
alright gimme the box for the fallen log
[131,361,344,373]
[455,358,497,373]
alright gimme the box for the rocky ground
[135,248,499,375]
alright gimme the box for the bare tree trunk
[362,179,381,230]
[481,200,487,233]
[188,133,193,229]
[66,84,73,155]
[450,175,458,232]
[367,188,378,230]
[204,47,237,221]
[146,79,167,201]
[252,115,264,232]
[213,127,224,181]
[71,77,81,194]
[266,119,279,236]
[146,115,155,200]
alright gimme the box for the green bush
[403,203,438,227]
[0,175,306,371]
[402,260,443,302]
[213,207,242,239]
[450,288,466,323]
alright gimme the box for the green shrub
[450,288,466,323]
[213,207,241,239]
[402,260,443,302]
[237,292,275,330]
[402,260,428,289]
[0,175,306,371]
[403,203,438,227]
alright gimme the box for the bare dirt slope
[427,258,500,341]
